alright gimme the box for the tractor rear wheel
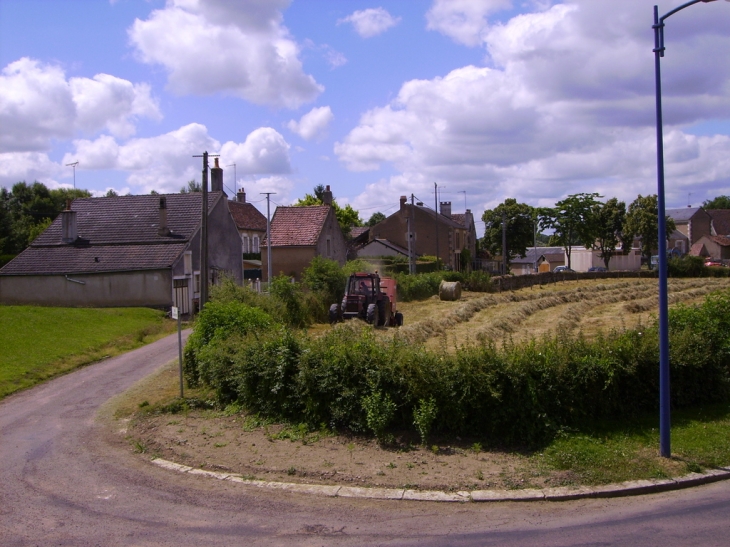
[366,303,379,326]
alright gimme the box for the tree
[105,189,119,197]
[180,180,201,193]
[703,195,730,209]
[366,211,386,226]
[539,193,601,269]
[592,198,627,269]
[294,186,363,236]
[624,194,676,266]
[0,181,90,254]
[481,199,535,269]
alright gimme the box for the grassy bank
[0,305,176,399]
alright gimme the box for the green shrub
[669,255,706,277]
[270,274,310,327]
[302,256,347,303]
[188,289,730,446]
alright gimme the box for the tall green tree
[592,197,627,269]
[180,180,201,193]
[624,194,676,265]
[481,199,535,269]
[366,211,386,226]
[294,186,362,237]
[703,195,730,209]
[539,193,602,269]
[0,182,90,255]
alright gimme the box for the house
[666,207,712,250]
[692,235,730,261]
[261,186,347,281]
[0,191,242,313]
[357,238,411,259]
[368,196,470,271]
[451,210,478,264]
[706,209,730,237]
[509,247,565,275]
[228,188,267,279]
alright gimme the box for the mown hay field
[394,277,730,351]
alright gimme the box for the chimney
[400,195,407,211]
[440,201,452,218]
[237,187,246,203]
[158,196,170,236]
[417,202,424,207]
[61,199,77,244]
[323,185,333,206]
[210,157,224,194]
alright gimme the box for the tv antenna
[65,161,79,189]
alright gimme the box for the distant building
[228,188,267,280]
[666,207,712,250]
[261,185,347,281]
[0,192,242,313]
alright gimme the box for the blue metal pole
[653,4,671,458]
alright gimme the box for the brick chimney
[237,187,246,203]
[400,195,407,212]
[323,185,333,205]
[158,196,170,236]
[440,201,452,219]
[210,157,224,194]
[61,200,77,243]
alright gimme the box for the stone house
[666,207,712,252]
[692,235,730,261]
[261,186,347,281]
[228,188,267,279]
[0,192,242,313]
[368,196,471,271]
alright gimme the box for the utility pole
[434,182,440,270]
[261,192,276,287]
[502,210,507,276]
[66,161,79,189]
[410,194,416,274]
[193,151,219,311]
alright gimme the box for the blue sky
[1,0,729,227]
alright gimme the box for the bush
[270,274,310,328]
[188,288,730,447]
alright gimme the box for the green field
[0,306,175,399]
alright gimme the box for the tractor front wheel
[366,303,379,326]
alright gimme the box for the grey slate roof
[510,246,564,264]
[666,207,703,222]
[1,192,222,276]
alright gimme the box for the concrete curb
[150,458,730,502]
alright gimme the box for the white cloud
[426,0,512,47]
[0,57,161,153]
[339,0,730,214]
[128,0,322,108]
[0,151,62,187]
[338,8,401,38]
[287,106,333,141]
[60,124,291,194]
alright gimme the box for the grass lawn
[0,305,177,399]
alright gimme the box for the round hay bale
[439,280,462,301]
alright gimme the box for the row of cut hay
[624,282,730,314]
[474,282,661,342]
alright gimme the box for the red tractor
[330,272,403,327]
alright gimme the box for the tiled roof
[0,243,187,275]
[1,192,222,276]
[511,247,564,264]
[707,209,730,236]
[265,205,331,247]
[350,226,369,239]
[33,192,221,246]
[228,200,267,231]
[689,242,709,257]
[710,235,730,247]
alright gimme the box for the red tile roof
[228,200,267,231]
[710,235,730,247]
[265,205,331,247]
[708,210,730,236]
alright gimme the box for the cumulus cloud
[287,106,334,141]
[338,7,401,38]
[128,0,322,108]
[426,0,512,47]
[0,58,160,153]
[60,124,291,194]
[0,151,62,187]
[339,0,730,213]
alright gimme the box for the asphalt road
[2,332,730,546]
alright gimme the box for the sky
[1,0,729,230]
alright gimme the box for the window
[252,235,260,253]
[183,251,192,275]
[326,237,331,257]
[242,235,249,254]
[193,272,201,294]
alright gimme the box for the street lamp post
[652,0,727,458]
